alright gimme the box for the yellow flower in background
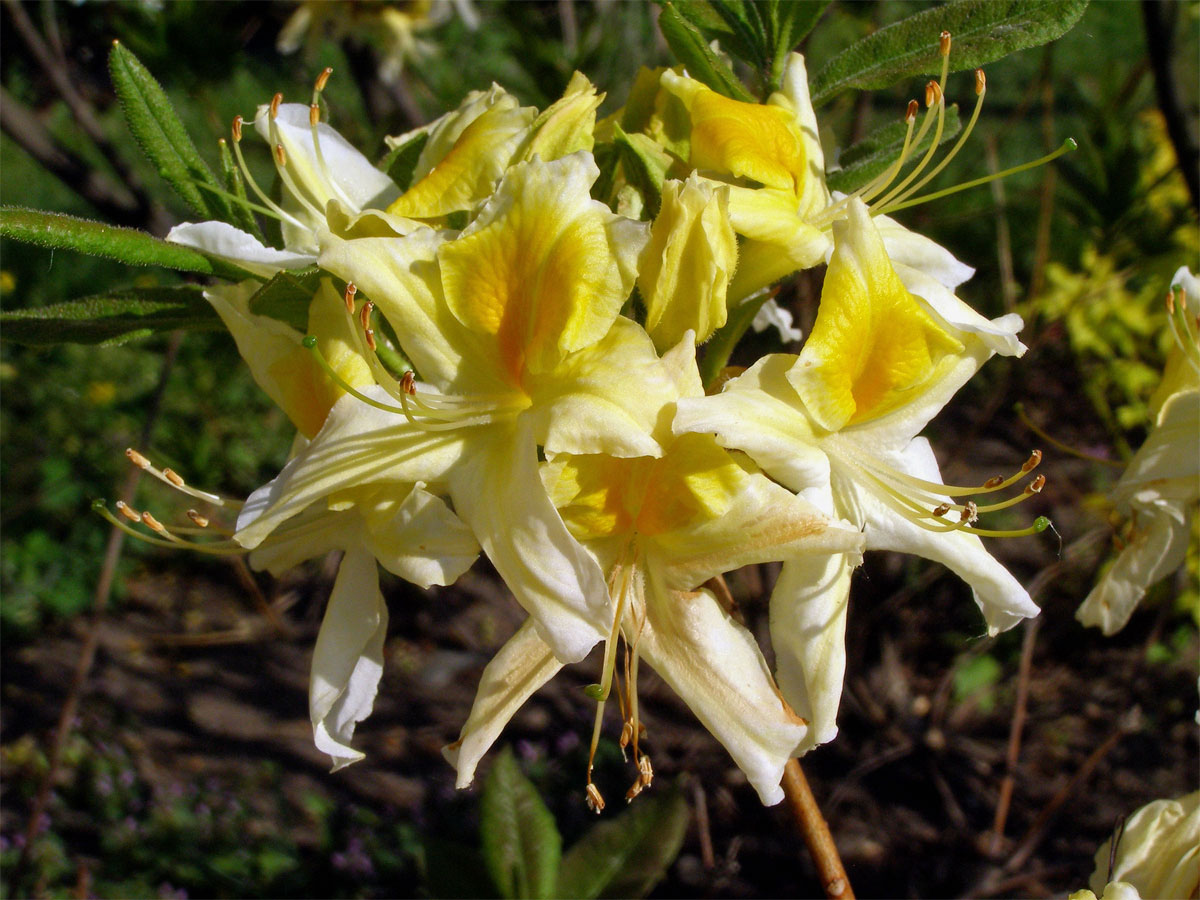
[1077,267,1200,635]
[1069,791,1200,900]
[638,173,737,351]
[444,340,863,808]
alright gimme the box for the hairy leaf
[658,2,756,102]
[827,103,962,194]
[0,207,233,276]
[247,267,323,331]
[480,748,562,900]
[109,40,229,219]
[0,286,220,345]
[766,1,832,91]
[556,785,689,899]
[810,0,1089,106]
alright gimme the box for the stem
[781,758,855,899]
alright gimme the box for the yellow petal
[437,153,645,385]
[524,71,603,162]
[639,174,737,350]
[662,71,807,193]
[788,199,963,431]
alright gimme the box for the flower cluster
[108,40,1056,810]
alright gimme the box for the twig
[781,758,855,900]
[987,616,1040,856]
[1142,0,1200,212]
[6,332,184,897]
[690,776,716,871]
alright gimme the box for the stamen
[939,30,952,56]
[269,92,283,119]
[126,448,151,470]
[314,67,333,93]
[306,67,356,210]
[274,143,287,167]
[187,509,210,528]
[586,782,605,813]
[231,115,243,143]
[125,448,240,509]
[162,468,185,487]
[400,371,416,395]
[116,500,141,522]
[344,282,357,314]
[141,510,175,540]
[229,116,309,230]
[309,104,320,128]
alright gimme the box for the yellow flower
[444,341,863,808]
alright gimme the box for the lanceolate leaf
[379,131,429,193]
[480,748,562,900]
[247,267,323,331]
[670,1,766,72]
[0,286,220,346]
[810,0,1089,107]
[0,207,234,277]
[556,785,689,899]
[658,2,756,103]
[766,1,832,92]
[108,40,230,220]
[827,103,962,194]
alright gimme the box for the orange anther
[1027,474,1046,494]
[126,448,151,469]
[116,500,141,522]
[586,783,605,813]
[315,67,332,92]
[344,282,357,313]
[141,511,168,535]
[983,475,1005,489]
[162,468,185,487]
[939,31,952,56]
[400,371,416,395]
[231,115,243,142]
[187,509,210,528]
[1023,450,1043,472]
[975,68,986,95]
[274,144,287,167]
[270,92,283,118]
[905,99,919,123]
[932,503,952,518]
[309,103,320,127]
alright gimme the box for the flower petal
[443,619,563,788]
[769,553,855,753]
[847,436,1039,634]
[639,570,807,805]
[364,483,480,588]
[449,423,609,662]
[167,221,314,277]
[310,545,388,770]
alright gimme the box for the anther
[932,502,952,518]
[126,448,151,470]
[141,510,169,536]
[314,67,332,92]
[116,500,141,523]
[939,30,952,56]
[162,468,185,487]
[586,783,605,813]
[975,68,986,95]
[959,501,978,524]
[925,81,942,107]
[270,92,283,119]
[1022,450,1043,472]
[638,755,653,787]
[359,299,374,333]
[906,99,919,123]
[1166,288,1176,315]
[619,722,633,749]
[364,329,377,352]
[187,509,210,528]
[400,371,416,395]
[274,144,287,167]
[309,103,320,127]
[344,282,357,313]
[1026,474,1046,494]
[625,780,644,802]
[231,115,243,142]
[983,475,1005,489]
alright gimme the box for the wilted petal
[168,221,314,277]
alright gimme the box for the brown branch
[1142,0,1200,213]
[987,616,1040,856]
[6,331,184,897]
[782,758,855,900]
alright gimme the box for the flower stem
[781,759,855,899]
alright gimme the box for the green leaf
[480,747,562,900]
[108,40,229,219]
[247,267,323,330]
[670,1,766,71]
[0,207,232,276]
[827,102,962,194]
[765,1,832,91]
[556,784,689,899]
[0,286,220,345]
[379,131,429,192]
[810,0,1089,107]
[658,2,756,102]
[613,125,674,219]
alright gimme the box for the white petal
[1077,504,1192,635]
[311,546,388,770]
[872,212,975,290]
[449,425,608,662]
[639,570,807,806]
[846,437,1039,634]
[770,554,855,753]
[235,387,465,548]
[751,297,803,343]
[365,484,479,587]
[894,261,1025,358]
[167,221,314,277]
[443,620,563,788]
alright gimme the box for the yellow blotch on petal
[524,71,603,162]
[663,72,806,194]
[546,433,746,541]
[790,200,963,432]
